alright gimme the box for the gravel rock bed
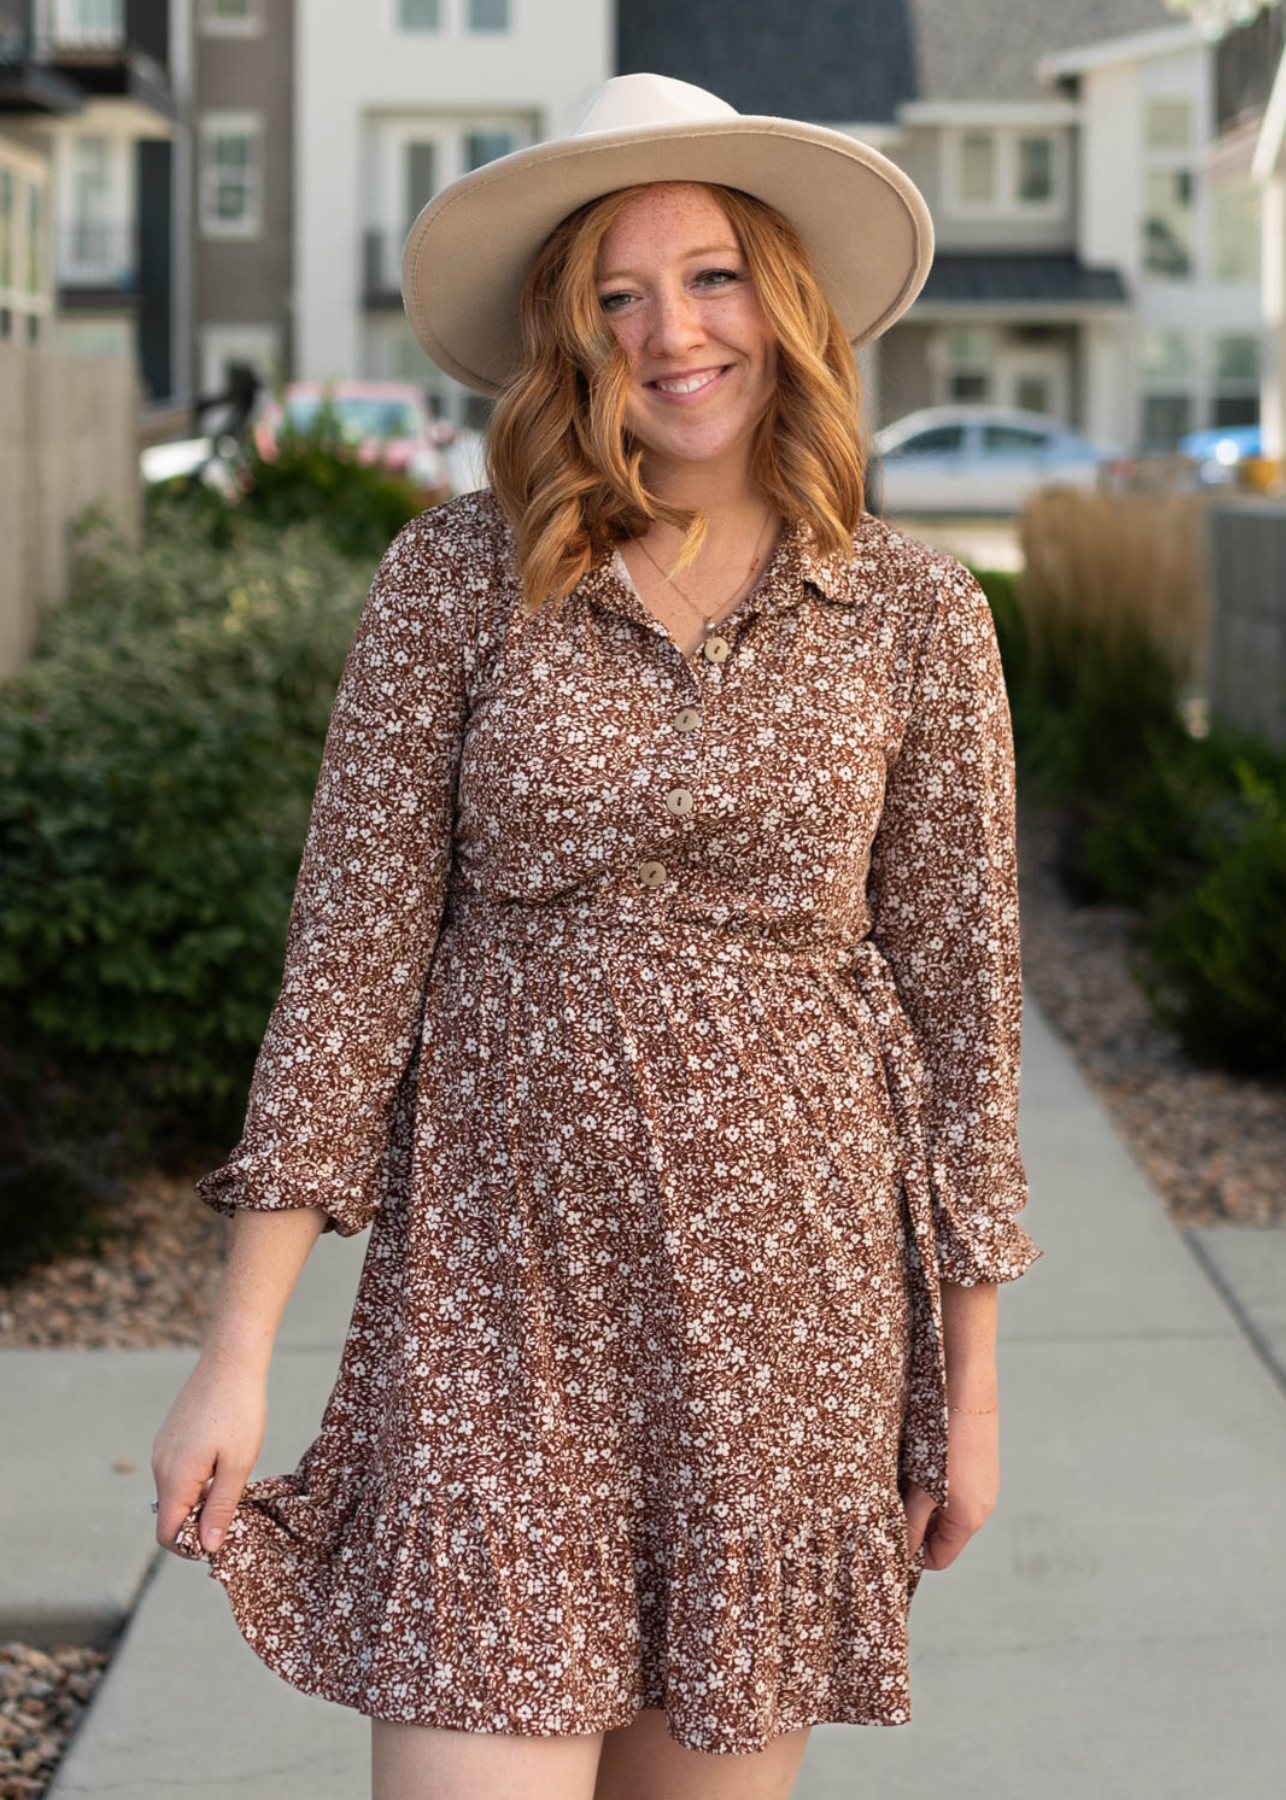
[0,1172,225,1352]
[1017,802,1285,1229]
[0,1643,108,1800]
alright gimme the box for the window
[200,113,262,234]
[1144,98,1194,152]
[1138,326,1195,449]
[70,135,111,268]
[1017,137,1053,204]
[891,425,966,458]
[1142,169,1194,278]
[959,133,995,204]
[284,395,421,440]
[464,130,514,171]
[405,142,436,226]
[398,0,511,29]
[25,180,43,295]
[946,129,1062,216]
[1210,333,1259,428]
[1139,326,1194,383]
[1211,178,1260,284]
[54,0,122,47]
[982,424,1049,454]
[1141,96,1197,282]
[0,170,11,291]
[200,0,263,33]
[468,0,510,30]
[943,327,993,403]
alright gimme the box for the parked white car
[139,435,244,495]
[870,404,1122,515]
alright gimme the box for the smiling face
[593,182,780,483]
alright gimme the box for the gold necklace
[631,508,776,638]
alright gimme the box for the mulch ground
[1017,802,1284,1230]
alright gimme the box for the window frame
[199,110,264,239]
[940,126,1066,219]
[394,0,517,34]
[1139,94,1199,284]
[199,0,264,35]
[1209,175,1261,286]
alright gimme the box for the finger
[155,1473,216,1556]
[197,1466,251,1553]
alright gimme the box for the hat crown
[571,73,740,139]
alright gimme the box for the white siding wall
[297,0,611,414]
[1077,42,1262,449]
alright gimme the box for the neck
[636,446,767,535]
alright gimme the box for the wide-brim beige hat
[400,72,935,398]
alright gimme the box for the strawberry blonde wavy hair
[484,181,872,615]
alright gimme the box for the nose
[644,279,706,360]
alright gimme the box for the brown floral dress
[174,487,1042,1755]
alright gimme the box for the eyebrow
[595,244,743,282]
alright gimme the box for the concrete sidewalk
[7,988,1282,1799]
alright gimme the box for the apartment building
[295,0,612,428]
[1039,13,1263,449]
[1219,0,1286,459]
[188,0,294,410]
[620,0,1263,451]
[0,0,181,401]
[0,0,77,355]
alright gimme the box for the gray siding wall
[191,0,294,389]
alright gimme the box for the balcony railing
[57,221,138,289]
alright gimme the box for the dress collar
[578,510,873,640]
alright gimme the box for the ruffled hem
[172,1472,929,1756]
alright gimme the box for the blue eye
[598,268,743,313]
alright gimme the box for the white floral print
[174,488,1042,1755]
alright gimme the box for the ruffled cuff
[927,1152,1043,1285]
[194,1150,380,1239]
[933,1205,1043,1285]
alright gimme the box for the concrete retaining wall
[0,344,143,681]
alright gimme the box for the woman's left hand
[902,1406,1000,1573]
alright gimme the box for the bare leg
[370,1717,605,1800]
[593,1708,812,1800]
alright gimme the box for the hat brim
[400,117,935,397]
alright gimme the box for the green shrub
[1073,722,1286,910]
[143,389,441,564]
[1134,759,1286,1074]
[0,505,385,1271]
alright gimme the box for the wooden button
[665,788,694,817]
[673,707,702,733]
[703,635,731,665]
[636,860,667,888]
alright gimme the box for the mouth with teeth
[646,364,734,401]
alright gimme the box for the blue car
[1179,424,1262,485]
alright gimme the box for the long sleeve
[865,557,1042,1286]
[195,509,473,1237]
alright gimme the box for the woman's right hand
[151,1357,267,1559]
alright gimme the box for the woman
[153,73,1042,1800]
